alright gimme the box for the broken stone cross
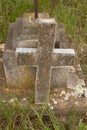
[16,19,75,104]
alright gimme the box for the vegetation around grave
[0,99,87,130]
[0,0,87,129]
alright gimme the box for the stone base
[3,12,86,104]
[3,50,85,89]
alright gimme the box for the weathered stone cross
[16,19,75,104]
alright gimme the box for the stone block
[3,50,36,89]
[3,13,86,104]
[51,66,85,88]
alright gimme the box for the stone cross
[16,19,75,104]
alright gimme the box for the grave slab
[3,13,86,105]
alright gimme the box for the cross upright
[16,18,75,104]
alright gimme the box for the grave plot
[2,13,87,113]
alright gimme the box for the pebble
[50,106,54,110]
[53,93,56,96]
[71,92,75,96]
[76,85,84,94]
[3,100,6,103]
[48,103,51,106]
[64,93,71,101]
[77,64,82,71]
[61,90,66,95]
[53,100,57,105]
[9,98,17,103]
[52,98,55,102]
[69,67,76,73]
[60,93,62,97]
[22,98,27,101]
[64,96,69,101]
[65,93,71,98]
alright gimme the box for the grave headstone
[3,13,86,104]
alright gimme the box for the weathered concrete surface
[3,50,36,88]
[16,48,75,66]
[51,66,85,89]
[16,18,56,103]
[55,23,71,48]
[3,13,86,104]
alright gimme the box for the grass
[0,99,87,130]
[0,0,87,47]
[0,0,87,129]
[0,100,64,130]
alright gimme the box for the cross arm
[52,49,75,66]
[15,48,38,66]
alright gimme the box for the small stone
[50,106,54,110]
[76,85,84,94]
[9,98,17,103]
[61,91,66,95]
[22,98,27,101]
[53,100,57,105]
[3,100,6,103]
[65,93,71,98]
[5,88,9,91]
[69,67,76,73]
[71,92,75,96]
[77,64,82,71]
[53,93,56,96]
[9,99,14,103]
[52,98,55,102]
[64,96,69,101]
[60,93,62,97]
[48,103,51,106]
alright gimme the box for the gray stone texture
[3,13,86,104]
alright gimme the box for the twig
[34,0,38,19]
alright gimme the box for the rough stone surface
[3,13,86,104]
[16,19,56,103]
[15,18,75,103]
